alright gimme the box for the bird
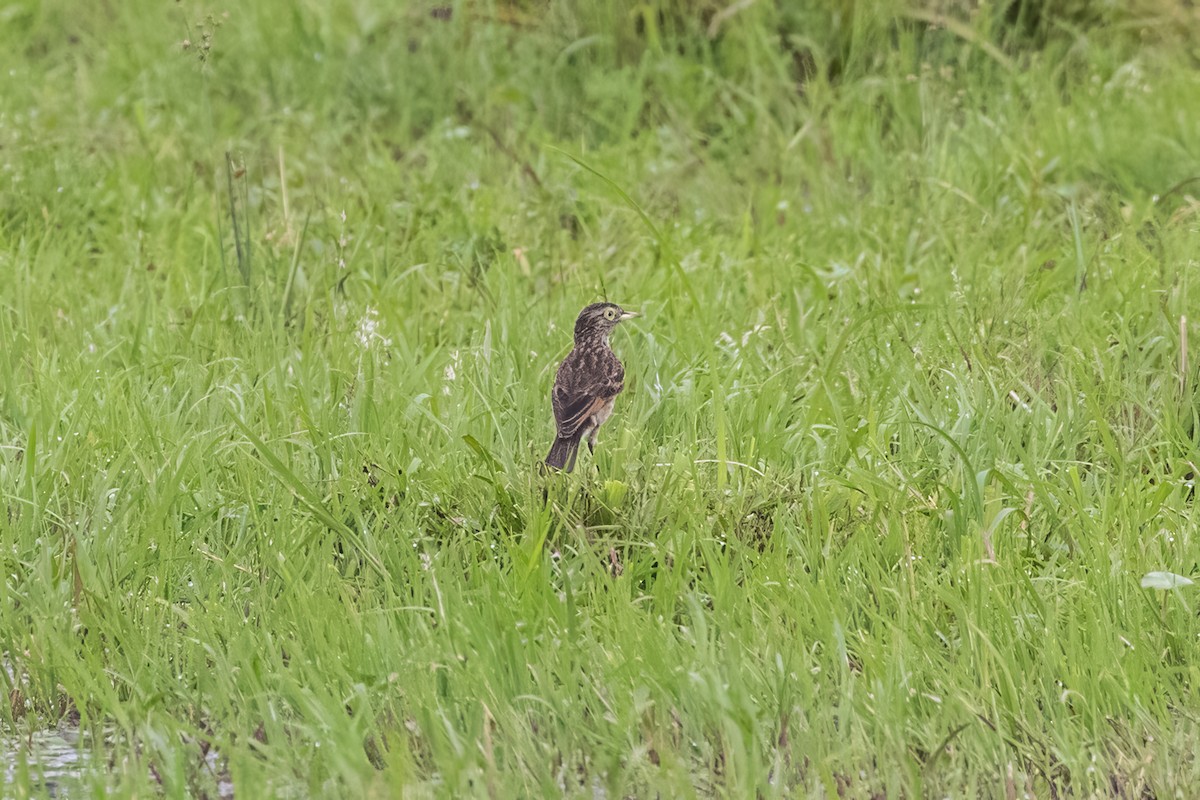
[544,302,639,472]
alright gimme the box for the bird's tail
[544,434,582,472]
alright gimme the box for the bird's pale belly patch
[592,401,615,427]
[582,400,616,438]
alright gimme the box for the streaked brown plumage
[545,302,639,472]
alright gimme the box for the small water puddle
[3,723,235,798]
[5,662,237,795]
[3,724,90,797]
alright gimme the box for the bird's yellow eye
[604,308,617,320]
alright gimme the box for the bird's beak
[620,311,641,320]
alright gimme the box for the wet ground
[3,724,90,797]
[2,723,235,798]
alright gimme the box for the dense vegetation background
[2,0,1200,796]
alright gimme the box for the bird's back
[552,343,624,429]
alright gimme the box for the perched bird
[545,302,639,472]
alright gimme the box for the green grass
[3,0,1200,796]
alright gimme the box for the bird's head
[574,302,639,343]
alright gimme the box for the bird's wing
[554,391,611,438]
[553,355,624,438]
